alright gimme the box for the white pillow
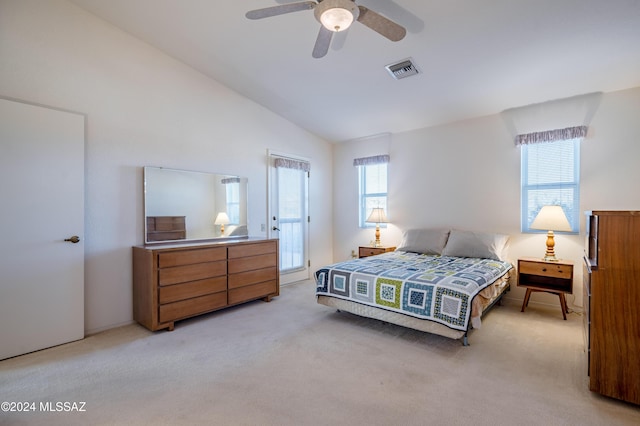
[396,228,450,255]
[441,229,510,261]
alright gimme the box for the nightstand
[359,246,396,258]
[518,257,574,320]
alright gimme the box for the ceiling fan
[246,0,407,58]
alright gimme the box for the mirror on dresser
[144,166,249,244]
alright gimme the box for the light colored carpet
[1,280,638,426]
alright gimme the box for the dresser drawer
[228,241,277,259]
[228,253,277,274]
[228,266,278,290]
[159,276,227,304]
[158,247,226,268]
[147,230,186,242]
[228,280,277,305]
[519,261,572,279]
[159,261,227,286]
[159,292,227,323]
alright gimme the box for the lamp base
[373,224,381,247]
[542,230,558,261]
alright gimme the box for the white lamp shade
[214,212,230,225]
[531,206,572,232]
[366,208,389,224]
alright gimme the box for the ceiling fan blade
[331,29,349,51]
[312,26,333,58]
[246,1,316,20]
[356,6,406,42]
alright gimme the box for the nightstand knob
[542,268,547,272]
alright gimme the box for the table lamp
[530,205,572,261]
[215,212,230,235]
[366,208,389,248]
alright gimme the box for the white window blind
[355,156,389,228]
[521,138,581,233]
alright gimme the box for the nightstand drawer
[358,246,396,258]
[519,261,572,279]
[360,247,383,257]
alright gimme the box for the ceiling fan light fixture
[321,8,352,32]
[315,0,359,32]
[246,0,406,58]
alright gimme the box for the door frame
[0,97,85,360]
[267,150,310,285]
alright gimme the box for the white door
[0,98,85,360]
[268,152,310,284]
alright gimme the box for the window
[521,138,580,233]
[358,162,388,227]
[225,182,240,224]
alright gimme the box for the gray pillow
[441,229,510,261]
[228,225,248,236]
[396,228,450,255]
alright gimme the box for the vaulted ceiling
[70,0,640,142]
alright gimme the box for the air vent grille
[385,58,420,80]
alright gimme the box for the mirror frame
[143,166,249,244]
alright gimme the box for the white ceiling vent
[385,58,420,80]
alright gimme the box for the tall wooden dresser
[133,238,279,331]
[584,211,640,405]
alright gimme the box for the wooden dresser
[584,211,640,405]
[133,238,279,331]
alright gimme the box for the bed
[315,229,513,345]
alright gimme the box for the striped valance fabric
[515,125,588,145]
[274,157,310,172]
[353,154,390,167]
[221,177,240,184]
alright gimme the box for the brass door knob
[64,236,80,243]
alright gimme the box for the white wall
[3,0,639,333]
[0,0,333,334]
[334,87,640,310]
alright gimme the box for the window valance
[353,154,390,167]
[274,157,310,172]
[515,125,588,146]
[221,177,240,184]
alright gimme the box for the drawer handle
[541,268,547,272]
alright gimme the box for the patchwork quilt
[315,251,512,332]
